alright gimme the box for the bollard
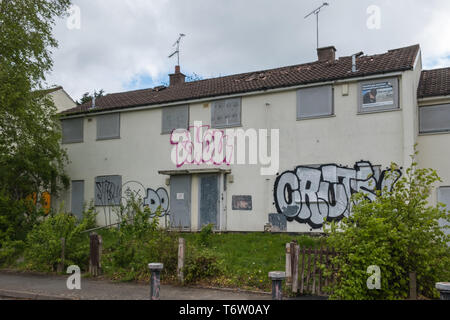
[149,263,164,300]
[436,282,450,300]
[269,271,286,300]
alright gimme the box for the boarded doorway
[199,174,220,229]
[71,180,84,219]
[170,175,191,229]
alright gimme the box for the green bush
[102,194,179,281]
[324,155,450,300]
[24,206,97,272]
[184,247,224,284]
[0,191,45,244]
[197,224,214,247]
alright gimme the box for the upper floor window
[297,85,334,120]
[419,104,450,134]
[97,113,120,140]
[211,98,241,128]
[162,105,189,134]
[358,78,399,113]
[61,118,83,144]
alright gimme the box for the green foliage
[184,247,224,284]
[77,89,105,105]
[0,0,71,202]
[197,224,214,247]
[23,206,97,272]
[0,191,45,244]
[324,153,450,300]
[102,194,179,281]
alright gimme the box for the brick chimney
[169,65,186,86]
[317,46,337,63]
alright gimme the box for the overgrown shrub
[0,191,45,244]
[324,154,450,300]
[102,194,179,281]
[197,224,214,247]
[184,247,224,284]
[24,205,97,272]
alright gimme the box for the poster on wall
[232,196,252,211]
[361,81,395,109]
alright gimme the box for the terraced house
[57,44,450,234]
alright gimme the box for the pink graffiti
[170,122,234,168]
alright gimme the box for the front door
[170,175,191,229]
[199,174,220,229]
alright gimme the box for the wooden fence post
[285,243,292,288]
[291,244,299,294]
[57,237,65,273]
[409,272,417,300]
[177,238,185,284]
[89,232,101,277]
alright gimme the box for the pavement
[0,271,272,300]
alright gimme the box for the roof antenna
[305,2,330,49]
[168,33,186,67]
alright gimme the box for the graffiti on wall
[274,161,402,229]
[144,188,170,217]
[94,178,170,226]
[95,175,122,206]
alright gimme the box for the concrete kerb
[0,289,78,300]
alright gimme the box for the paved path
[0,272,271,300]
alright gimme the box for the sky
[45,0,450,102]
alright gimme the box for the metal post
[269,271,286,301]
[436,283,450,300]
[149,263,164,300]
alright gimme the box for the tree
[324,151,450,300]
[77,89,105,105]
[0,0,72,239]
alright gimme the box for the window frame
[357,77,400,114]
[161,105,190,135]
[211,97,242,129]
[296,85,335,121]
[61,118,84,144]
[96,113,121,141]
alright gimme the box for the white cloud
[45,0,450,101]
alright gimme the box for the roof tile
[63,44,420,115]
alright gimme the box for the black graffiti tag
[274,161,402,229]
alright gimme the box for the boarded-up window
[297,85,333,119]
[95,175,122,206]
[162,105,189,134]
[62,118,83,144]
[211,98,241,128]
[97,113,120,140]
[419,104,450,134]
[438,187,450,235]
[71,180,84,219]
[358,78,399,113]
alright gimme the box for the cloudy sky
[46,0,450,102]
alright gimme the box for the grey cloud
[46,0,450,101]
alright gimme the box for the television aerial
[305,2,329,49]
[168,33,186,66]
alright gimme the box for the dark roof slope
[418,67,450,98]
[63,44,420,116]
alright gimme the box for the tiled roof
[418,67,450,98]
[63,44,420,116]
